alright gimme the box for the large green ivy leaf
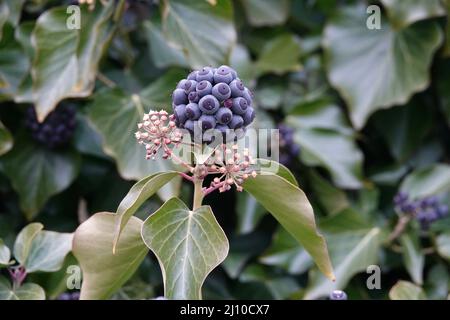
[141,197,229,299]
[113,171,179,251]
[31,3,115,121]
[161,0,236,68]
[400,164,450,198]
[0,120,12,156]
[381,0,446,29]
[256,34,302,76]
[73,212,148,300]
[400,233,424,285]
[0,277,45,300]
[13,223,43,266]
[304,227,381,299]
[389,280,426,300]
[1,137,81,219]
[243,165,335,280]
[287,102,363,189]
[0,23,29,100]
[87,70,183,184]
[323,5,442,129]
[241,0,289,27]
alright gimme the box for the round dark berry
[213,65,235,84]
[182,80,197,94]
[242,107,255,126]
[329,290,347,300]
[242,88,253,106]
[188,91,200,103]
[212,83,231,101]
[185,103,201,120]
[231,97,248,115]
[198,114,216,131]
[187,71,197,80]
[229,115,244,129]
[196,80,213,97]
[198,95,220,114]
[215,107,232,124]
[229,79,245,97]
[196,67,214,83]
[184,119,195,133]
[174,104,187,124]
[172,88,188,105]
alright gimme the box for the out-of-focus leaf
[323,5,442,129]
[243,165,335,280]
[287,102,363,189]
[73,212,148,300]
[0,121,12,156]
[425,264,449,299]
[73,113,106,158]
[256,34,302,75]
[0,277,45,300]
[31,3,115,121]
[229,44,254,85]
[0,24,29,100]
[260,227,313,275]
[1,137,80,219]
[241,0,289,27]
[13,223,43,266]
[0,2,8,39]
[141,198,229,299]
[143,19,188,68]
[0,239,11,267]
[389,280,426,300]
[161,0,236,68]
[400,233,424,285]
[309,170,349,215]
[381,0,446,29]
[236,192,266,235]
[5,0,25,26]
[400,164,450,198]
[373,103,432,161]
[436,232,450,261]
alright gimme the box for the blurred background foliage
[0,0,450,300]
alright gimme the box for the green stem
[193,179,204,210]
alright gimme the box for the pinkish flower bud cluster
[135,110,183,160]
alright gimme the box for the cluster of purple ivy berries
[172,65,255,142]
[278,124,300,166]
[25,105,77,149]
[394,192,449,229]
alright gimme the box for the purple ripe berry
[196,67,215,83]
[187,71,197,80]
[198,114,216,131]
[213,65,235,84]
[174,104,187,125]
[242,107,255,126]
[25,104,77,149]
[198,94,220,114]
[188,91,200,103]
[176,79,188,89]
[212,83,231,101]
[196,80,213,97]
[185,103,202,120]
[229,79,245,97]
[182,80,197,94]
[172,88,188,105]
[229,115,244,129]
[215,107,232,124]
[242,88,253,106]
[231,97,248,115]
[184,119,195,133]
[329,290,347,300]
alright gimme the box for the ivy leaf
[1,137,81,219]
[243,164,335,281]
[73,212,148,300]
[389,280,426,300]
[0,23,29,100]
[400,164,450,198]
[256,34,302,75]
[236,193,266,235]
[240,0,289,27]
[400,233,424,285]
[141,197,229,300]
[381,0,446,29]
[113,171,180,252]
[31,3,115,121]
[4,0,25,26]
[0,277,45,300]
[0,120,12,156]
[304,227,381,299]
[323,5,442,129]
[161,0,236,68]
[287,103,363,189]
[0,239,12,267]
[13,223,44,266]
[23,231,73,273]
